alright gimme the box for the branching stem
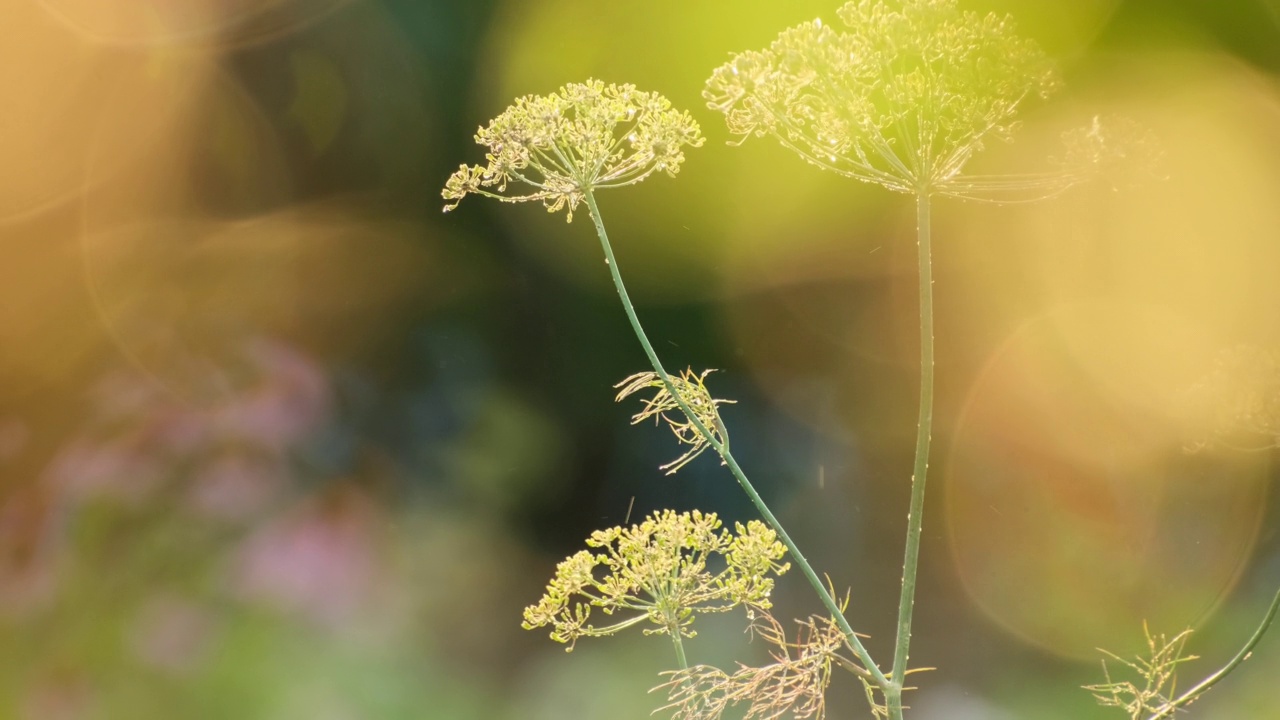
[1147,586,1280,719]
[583,190,893,695]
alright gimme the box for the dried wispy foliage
[615,368,735,474]
[1084,624,1199,720]
[657,610,863,720]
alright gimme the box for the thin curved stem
[582,190,892,695]
[1147,586,1280,720]
[887,191,935,720]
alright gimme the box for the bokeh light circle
[944,52,1280,346]
[945,303,1268,658]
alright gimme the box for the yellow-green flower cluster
[615,369,736,474]
[522,510,789,650]
[443,79,704,221]
[704,0,1056,192]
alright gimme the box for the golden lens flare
[0,3,207,224]
[945,303,1268,658]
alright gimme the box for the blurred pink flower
[212,338,331,448]
[232,489,383,627]
[185,452,287,521]
[41,337,332,517]
[42,435,164,505]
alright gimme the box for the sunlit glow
[945,303,1268,658]
[0,0,1276,716]
[36,0,355,47]
[935,52,1280,657]
[0,3,208,224]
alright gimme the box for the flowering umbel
[704,0,1058,194]
[522,510,789,650]
[443,79,704,221]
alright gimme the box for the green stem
[1147,586,1280,720]
[669,625,689,671]
[887,191,935,720]
[583,191,892,694]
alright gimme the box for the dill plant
[442,3,1278,718]
[443,76,892,710]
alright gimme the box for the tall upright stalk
[887,191,935,719]
[583,190,893,693]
